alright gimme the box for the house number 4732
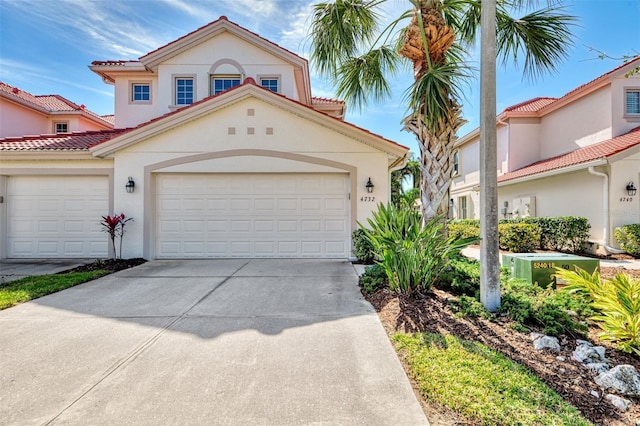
[620,197,634,202]
[360,196,376,202]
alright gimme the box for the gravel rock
[585,363,610,374]
[595,365,640,396]
[532,335,561,352]
[605,394,632,412]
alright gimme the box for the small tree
[100,213,133,259]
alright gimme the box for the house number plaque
[619,197,634,202]
[360,196,376,202]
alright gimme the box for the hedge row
[448,216,591,254]
[614,224,640,256]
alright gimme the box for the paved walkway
[0,259,92,283]
[0,259,428,425]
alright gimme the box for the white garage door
[156,173,350,258]
[7,176,109,258]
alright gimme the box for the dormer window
[626,89,640,115]
[260,78,279,93]
[131,83,150,102]
[54,122,69,134]
[212,75,241,95]
[175,77,194,105]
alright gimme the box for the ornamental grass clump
[361,203,471,294]
[556,267,640,355]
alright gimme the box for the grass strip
[394,332,593,426]
[0,271,109,310]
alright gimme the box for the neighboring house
[0,17,409,260]
[0,82,114,138]
[451,57,640,252]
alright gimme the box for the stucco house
[0,17,409,260]
[0,82,114,138]
[451,57,640,252]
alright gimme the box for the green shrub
[498,223,541,253]
[503,217,590,253]
[499,279,589,336]
[362,204,470,294]
[358,264,387,293]
[614,224,640,256]
[352,228,376,263]
[448,219,480,242]
[449,295,491,319]
[439,255,481,297]
[556,267,640,355]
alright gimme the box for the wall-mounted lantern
[626,181,637,196]
[125,176,135,193]
[365,177,374,193]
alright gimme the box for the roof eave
[497,158,608,186]
[90,85,408,160]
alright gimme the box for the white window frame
[458,196,468,219]
[211,74,241,96]
[54,121,69,134]
[452,150,460,176]
[258,76,280,93]
[174,75,196,106]
[130,81,151,104]
[624,88,640,119]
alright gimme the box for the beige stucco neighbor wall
[109,97,395,259]
[610,152,640,242]
[113,74,159,128]
[0,99,48,138]
[497,170,605,242]
[538,87,612,159]
[611,73,640,137]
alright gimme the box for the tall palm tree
[309,0,575,221]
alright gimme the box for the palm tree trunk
[403,104,465,221]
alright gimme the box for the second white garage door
[156,173,351,258]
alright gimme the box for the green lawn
[0,271,108,310]
[394,332,593,426]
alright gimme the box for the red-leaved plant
[100,213,133,259]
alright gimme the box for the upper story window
[260,78,278,93]
[452,150,460,176]
[131,83,150,102]
[175,77,194,105]
[54,122,68,134]
[626,89,640,115]
[212,75,241,95]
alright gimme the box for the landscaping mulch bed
[60,258,147,274]
[365,268,640,426]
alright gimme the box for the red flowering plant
[100,213,133,259]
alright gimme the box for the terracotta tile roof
[101,114,115,125]
[90,60,138,66]
[504,97,557,113]
[499,126,640,183]
[0,129,128,151]
[0,82,110,125]
[139,16,307,65]
[311,97,344,106]
[90,78,408,153]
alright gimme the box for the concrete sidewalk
[0,259,428,425]
[0,259,93,283]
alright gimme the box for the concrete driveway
[0,259,428,425]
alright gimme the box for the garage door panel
[156,173,350,258]
[7,176,109,258]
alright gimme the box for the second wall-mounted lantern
[627,181,637,196]
[125,176,135,193]
[365,177,374,193]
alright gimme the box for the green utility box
[502,253,600,289]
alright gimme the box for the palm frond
[334,45,400,111]
[406,60,472,132]
[496,5,577,80]
[309,0,382,76]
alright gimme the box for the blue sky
[1,0,638,155]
